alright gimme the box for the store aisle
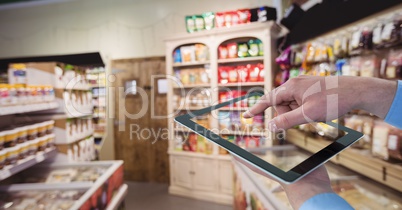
[125,182,233,210]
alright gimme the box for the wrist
[281,181,333,209]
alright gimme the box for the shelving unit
[165,21,280,204]
[0,148,57,180]
[0,101,58,116]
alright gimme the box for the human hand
[233,156,332,210]
[244,76,397,131]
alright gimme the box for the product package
[173,48,182,63]
[185,16,196,33]
[250,6,277,22]
[219,45,229,59]
[203,12,215,30]
[227,42,238,58]
[385,50,402,79]
[194,15,205,31]
[195,44,209,62]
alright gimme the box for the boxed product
[250,6,277,22]
[227,42,238,58]
[237,9,251,24]
[173,48,182,63]
[215,12,225,28]
[185,16,196,33]
[180,45,196,63]
[195,44,209,62]
[203,12,215,30]
[218,45,229,59]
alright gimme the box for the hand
[244,76,397,131]
[233,156,332,210]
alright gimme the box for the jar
[15,84,26,105]
[0,84,10,106]
[0,149,5,169]
[37,122,47,137]
[27,124,38,140]
[4,129,18,148]
[28,139,39,155]
[45,120,55,134]
[18,142,29,160]
[38,137,47,152]
[17,126,28,144]
[0,131,5,150]
[5,146,19,165]
[47,134,55,148]
[8,84,17,105]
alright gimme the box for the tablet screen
[178,94,346,173]
[175,92,361,183]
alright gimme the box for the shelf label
[36,154,45,162]
[0,169,11,179]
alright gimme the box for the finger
[274,105,292,115]
[244,88,292,118]
[268,106,308,131]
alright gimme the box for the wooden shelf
[218,56,264,64]
[173,61,210,67]
[286,129,402,193]
[218,82,264,87]
[173,84,210,89]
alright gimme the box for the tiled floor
[124,182,233,210]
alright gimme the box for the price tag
[0,169,11,180]
[36,154,45,162]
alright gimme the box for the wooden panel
[112,57,169,183]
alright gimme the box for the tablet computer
[174,92,363,184]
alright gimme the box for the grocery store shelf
[106,184,128,210]
[220,130,265,136]
[218,82,265,87]
[172,61,210,67]
[58,85,91,91]
[173,84,210,89]
[169,150,231,160]
[218,56,264,64]
[286,129,402,193]
[90,85,106,88]
[0,101,58,116]
[0,148,57,181]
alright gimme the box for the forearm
[282,180,333,209]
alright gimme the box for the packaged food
[230,111,241,131]
[385,50,402,79]
[188,133,197,152]
[180,45,196,63]
[4,129,18,148]
[218,66,229,84]
[360,55,378,77]
[247,95,260,107]
[218,111,231,130]
[45,120,55,134]
[38,136,48,151]
[199,69,209,84]
[227,42,238,58]
[224,11,233,27]
[240,112,253,131]
[174,133,184,151]
[0,149,5,169]
[195,44,209,62]
[16,126,27,144]
[197,135,206,153]
[215,12,225,28]
[228,67,238,83]
[360,26,373,51]
[203,12,215,30]
[47,134,55,148]
[0,131,4,150]
[0,84,9,106]
[37,122,47,137]
[27,124,38,140]
[185,16,196,33]
[5,145,19,165]
[237,9,251,24]
[372,121,390,160]
[237,66,248,83]
[387,127,402,161]
[373,20,384,48]
[248,64,259,82]
[173,48,182,63]
[28,139,39,155]
[8,84,17,105]
[236,136,246,148]
[194,15,205,31]
[218,45,228,59]
[382,14,402,47]
[245,136,260,148]
[237,42,249,58]
[18,141,30,159]
[248,39,259,57]
[253,114,264,131]
[349,27,362,54]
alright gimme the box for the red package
[228,67,238,83]
[218,66,229,84]
[224,12,233,27]
[219,92,227,103]
[188,133,197,152]
[245,136,260,148]
[237,65,248,82]
[248,64,260,82]
[227,42,238,58]
[218,45,228,59]
[240,91,248,107]
[237,9,251,24]
[215,12,225,28]
[258,63,265,81]
[231,11,240,26]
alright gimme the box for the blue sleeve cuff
[299,193,353,210]
[385,80,402,129]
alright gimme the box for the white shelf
[218,82,265,87]
[220,130,265,136]
[0,101,58,116]
[0,148,57,181]
[173,61,210,67]
[54,132,94,145]
[90,85,106,88]
[218,56,264,64]
[169,150,231,160]
[106,184,128,210]
[218,107,249,111]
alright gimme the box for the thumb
[268,107,308,131]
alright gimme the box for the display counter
[0,161,125,210]
[232,145,402,210]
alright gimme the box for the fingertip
[243,110,252,118]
